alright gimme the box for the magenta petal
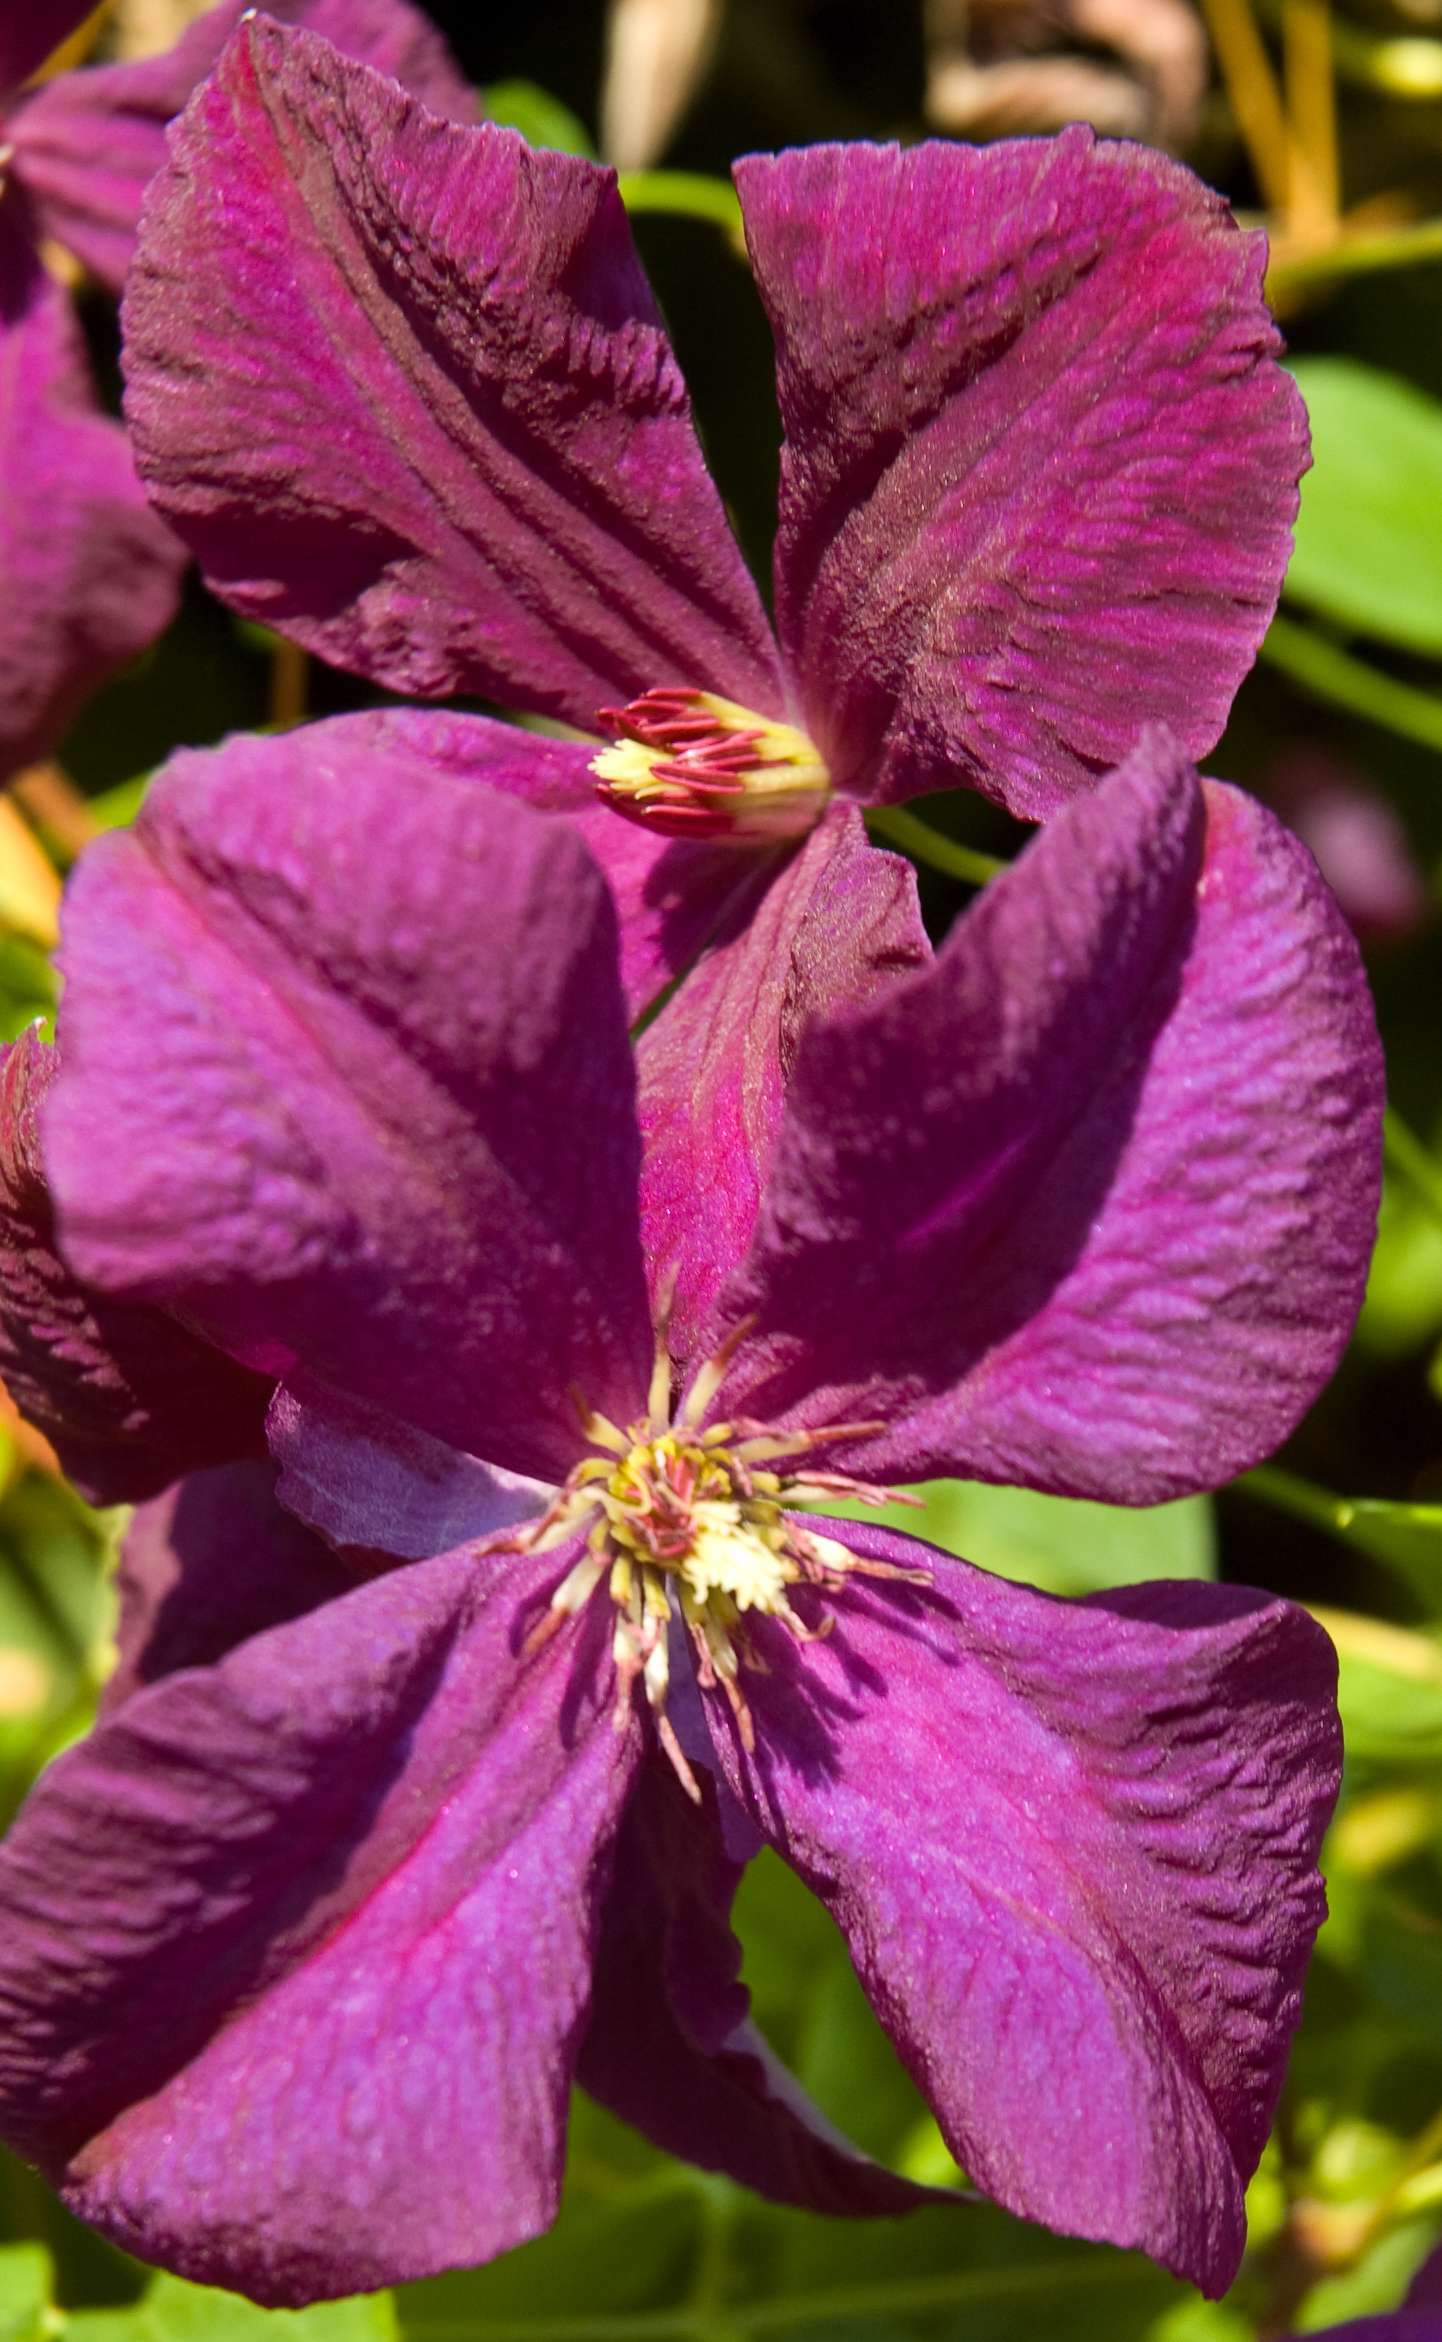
[736,134,1307,820]
[637,805,927,1365]
[0,1540,639,2304]
[579,1755,931,2218]
[703,1523,1340,2296]
[0,226,183,781]
[0,5,94,96]
[105,1460,357,1712]
[268,1373,550,1560]
[713,733,1382,1500]
[46,726,653,1481]
[320,705,752,1018]
[123,19,781,725]
[0,1030,270,1505]
[5,0,474,294]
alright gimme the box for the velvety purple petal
[736,134,1307,820]
[104,1459,358,1712]
[122,19,781,726]
[579,1753,931,2218]
[0,4,93,98]
[318,705,751,1018]
[710,733,1382,1501]
[268,1373,549,1560]
[0,221,183,781]
[0,1028,270,1506]
[702,1522,1340,2297]
[46,725,652,1483]
[637,804,928,1366]
[0,1538,640,2305]
[6,0,474,293]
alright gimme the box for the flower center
[519,1321,924,1799]
[590,688,831,845]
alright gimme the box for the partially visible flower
[925,0,1208,147]
[0,716,1381,2302]
[1260,745,1429,947]
[0,0,472,781]
[123,19,1308,1007]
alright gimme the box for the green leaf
[0,2242,53,2342]
[1286,359,1442,655]
[84,778,152,836]
[484,80,595,157]
[66,2275,397,2340]
[825,1480,1214,1597]
[1315,1609,1442,1763]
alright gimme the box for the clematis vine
[0,0,471,782]
[122,14,1309,1011]
[0,713,1381,2304]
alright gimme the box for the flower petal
[105,1460,357,1712]
[736,134,1307,820]
[637,804,927,1365]
[0,1029,270,1505]
[122,18,781,726]
[268,1373,550,1559]
[319,704,752,1018]
[579,1754,932,2218]
[0,1538,640,2304]
[711,732,1382,1499]
[0,224,183,782]
[46,725,653,1482]
[5,0,475,294]
[703,1523,1340,2296]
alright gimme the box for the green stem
[1240,1460,1359,1540]
[866,805,1008,887]
[616,170,744,241]
[1384,1105,1442,1230]
[1260,613,1442,752]
[1270,215,1442,295]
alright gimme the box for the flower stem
[866,805,1007,887]
[1384,1105,1442,1230]
[1282,0,1340,238]
[269,638,309,730]
[1197,0,1294,215]
[1268,213,1442,295]
[1259,613,1442,752]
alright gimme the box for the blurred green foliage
[6,1,1442,2336]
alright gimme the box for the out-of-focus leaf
[0,935,54,1045]
[66,2275,397,2338]
[1314,1608,1442,1763]
[1287,361,1442,655]
[84,777,151,835]
[0,2242,52,2342]
[484,79,595,156]
[1362,1178,1442,1358]
[0,1472,112,1824]
[1260,613,1442,753]
[827,1481,1213,1596]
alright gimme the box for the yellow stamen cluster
[590,689,832,845]
[523,1321,924,1799]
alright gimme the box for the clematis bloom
[0,0,472,781]
[0,716,1381,2303]
[123,16,1309,1007]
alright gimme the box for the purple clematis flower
[0,0,472,781]
[0,713,1381,2303]
[121,16,1310,1011]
